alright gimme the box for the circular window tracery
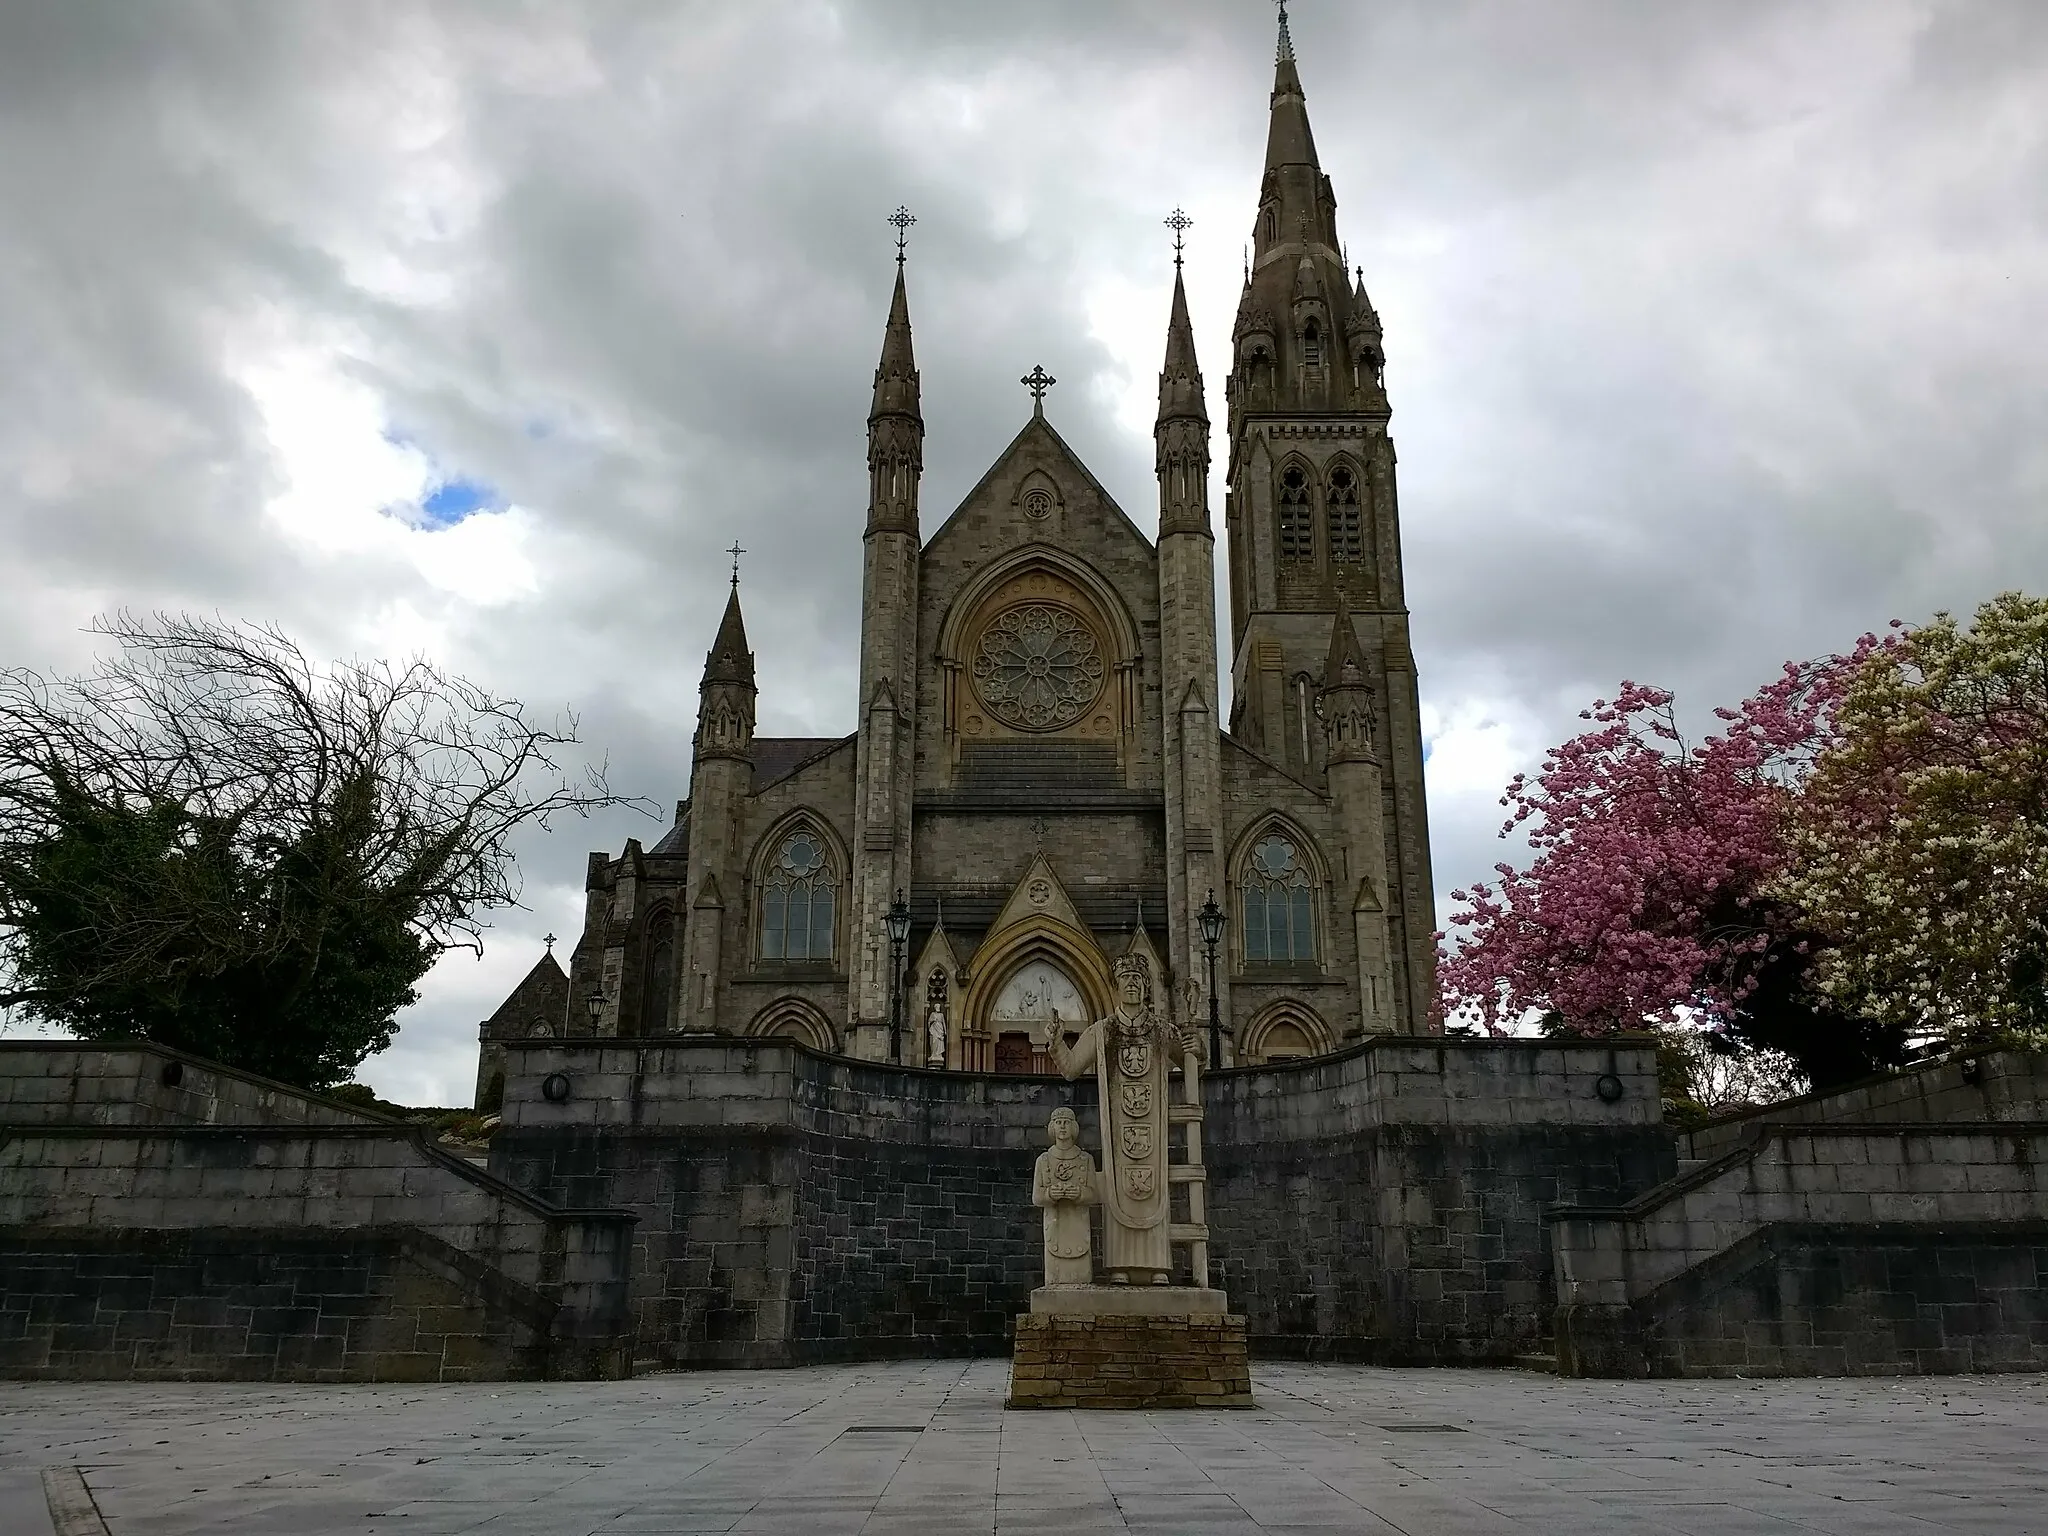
[971,605,1105,731]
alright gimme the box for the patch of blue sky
[420,476,505,527]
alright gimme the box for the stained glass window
[761,831,836,962]
[1242,834,1314,964]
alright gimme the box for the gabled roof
[750,734,854,793]
[926,410,1155,551]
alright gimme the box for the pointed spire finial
[1276,0,1295,63]
[727,540,745,590]
[888,205,915,267]
[1165,207,1193,270]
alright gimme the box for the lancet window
[643,908,674,1033]
[1327,464,1363,563]
[1278,466,1314,562]
[1241,833,1315,965]
[760,829,837,963]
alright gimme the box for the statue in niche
[1031,1107,1097,1286]
[1040,953,1195,1284]
[924,968,949,1068]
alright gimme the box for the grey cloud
[3,0,2045,1100]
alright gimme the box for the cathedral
[478,14,1438,1102]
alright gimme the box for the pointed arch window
[1327,464,1363,563]
[1302,320,1322,368]
[1278,466,1314,562]
[1241,833,1315,965]
[761,830,837,962]
[643,908,675,1032]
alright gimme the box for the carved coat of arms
[1118,1039,1152,1078]
[1120,1083,1153,1119]
[1120,1123,1154,1162]
[1124,1166,1157,1200]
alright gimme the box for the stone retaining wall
[0,1050,637,1382]
[494,1034,1670,1367]
[1552,1121,2048,1377]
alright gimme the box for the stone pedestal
[1029,1284,1226,1318]
[1007,1313,1253,1409]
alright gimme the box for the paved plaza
[5,1361,2047,1535]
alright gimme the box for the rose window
[971,605,1105,731]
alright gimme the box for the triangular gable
[980,852,1093,953]
[927,412,1155,552]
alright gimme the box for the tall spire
[870,263,920,424]
[695,580,756,762]
[866,252,924,536]
[1156,250,1211,536]
[1264,3,1318,184]
[702,582,754,689]
[1157,265,1206,427]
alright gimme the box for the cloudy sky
[3,0,2044,1104]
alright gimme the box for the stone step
[1514,1353,1559,1373]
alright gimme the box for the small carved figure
[1031,1108,1098,1286]
[926,998,948,1069]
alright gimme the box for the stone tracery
[971,604,1106,731]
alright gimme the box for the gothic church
[479,16,1437,1100]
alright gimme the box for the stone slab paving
[4,1362,2047,1535]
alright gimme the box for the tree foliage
[0,614,631,1089]
[1776,592,2048,1044]
[1436,647,1908,1089]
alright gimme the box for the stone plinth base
[1030,1284,1227,1318]
[1007,1314,1253,1409]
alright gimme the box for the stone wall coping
[1,1122,638,1227]
[1681,1050,2047,1158]
[0,1040,405,1126]
[1547,1119,2048,1225]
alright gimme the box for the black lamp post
[884,890,912,1064]
[1196,889,1226,1071]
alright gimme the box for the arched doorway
[988,957,1088,1074]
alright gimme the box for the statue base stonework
[1007,1313,1253,1410]
[1029,1284,1227,1318]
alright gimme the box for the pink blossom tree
[1437,640,1904,1088]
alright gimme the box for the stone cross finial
[543,932,556,952]
[1165,207,1193,269]
[726,541,745,589]
[888,205,915,265]
[1021,365,1056,415]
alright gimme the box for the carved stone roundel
[971,604,1105,731]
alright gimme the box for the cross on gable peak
[1020,365,1056,416]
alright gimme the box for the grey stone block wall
[0,1227,557,1381]
[494,1034,1670,1367]
[1683,1051,2048,1160]
[1567,1223,2048,1379]
[1552,1117,2048,1378]
[0,1043,388,1129]
[1,1045,637,1382]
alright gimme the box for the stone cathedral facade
[478,24,1437,1102]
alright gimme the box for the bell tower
[1223,5,1437,1030]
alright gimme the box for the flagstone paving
[5,1361,2047,1534]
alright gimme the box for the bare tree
[0,613,644,1087]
